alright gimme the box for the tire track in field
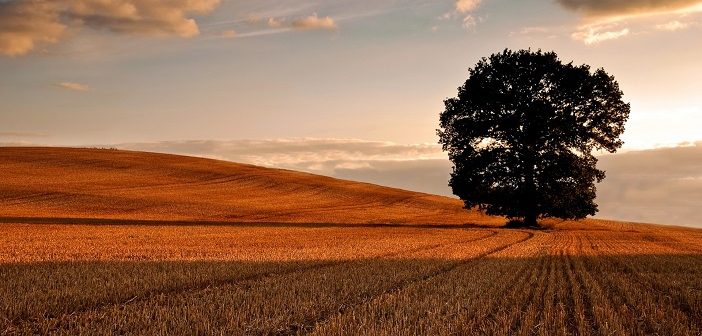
[586,236,700,334]
[10,229,499,330]
[579,233,698,334]
[553,233,583,336]
[564,234,597,335]
[294,230,536,336]
[507,251,552,334]
[585,238,663,334]
[452,248,548,335]
[573,233,629,334]
[451,250,538,333]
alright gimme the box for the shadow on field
[1,253,701,334]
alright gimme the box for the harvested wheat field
[1,147,701,335]
[0,147,500,226]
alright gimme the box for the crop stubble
[1,221,700,335]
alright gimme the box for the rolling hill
[0,147,502,225]
[3,147,702,335]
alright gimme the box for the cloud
[240,13,336,35]
[56,81,90,91]
[559,0,702,44]
[335,159,454,197]
[455,0,482,13]
[114,138,702,228]
[655,20,690,30]
[439,0,485,30]
[0,1,66,56]
[267,17,284,28]
[115,138,452,199]
[462,15,479,30]
[572,26,630,44]
[556,0,702,18]
[0,0,220,56]
[115,139,443,173]
[219,30,237,38]
[596,142,702,228]
[66,0,220,37]
[292,13,337,30]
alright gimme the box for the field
[1,148,701,335]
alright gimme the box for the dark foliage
[438,49,630,226]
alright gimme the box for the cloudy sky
[1,0,701,227]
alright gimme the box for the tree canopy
[438,49,630,227]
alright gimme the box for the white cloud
[572,26,630,44]
[462,15,479,30]
[655,20,690,31]
[115,138,444,174]
[56,81,91,91]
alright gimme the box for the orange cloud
[0,0,220,57]
[455,0,482,13]
[0,1,66,56]
[219,30,237,38]
[561,0,702,44]
[292,13,337,30]
[557,0,702,18]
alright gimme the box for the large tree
[438,49,630,227]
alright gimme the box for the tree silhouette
[438,49,630,227]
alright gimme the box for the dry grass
[1,147,701,335]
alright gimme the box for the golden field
[0,147,498,225]
[1,147,701,335]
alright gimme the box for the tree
[438,49,630,227]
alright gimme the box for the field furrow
[583,235,701,334]
[4,229,503,334]
[307,231,539,335]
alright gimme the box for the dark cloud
[334,159,453,197]
[556,0,702,16]
[596,143,702,227]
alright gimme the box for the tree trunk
[523,149,539,227]
[524,212,538,227]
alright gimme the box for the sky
[1,0,701,227]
